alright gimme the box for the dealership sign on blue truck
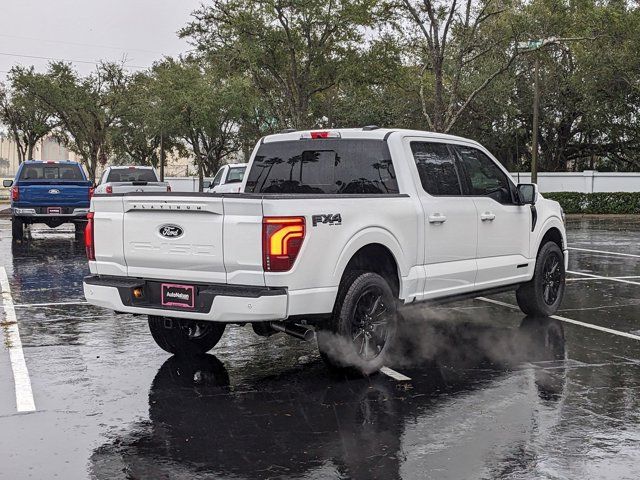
[2,160,93,241]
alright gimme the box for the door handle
[428,214,447,224]
[480,212,496,221]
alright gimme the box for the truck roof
[262,127,481,147]
[22,160,79,165]
[106,165,155,170]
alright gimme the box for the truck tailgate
[122,197,226,283]
[91,195,265,285]
[111,182,168,194]
[17,181,90,206]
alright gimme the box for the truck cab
[208,163,247,193]
[3,160,93,241]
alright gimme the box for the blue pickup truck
[3,161,93,241]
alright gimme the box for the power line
[0,33,165,55]
[0,51,147,69]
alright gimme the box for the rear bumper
[13,207,89,219]
[83,275,288,322]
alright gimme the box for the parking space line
[13,301,88,308]
[568,247,640,258]
[567,270,640,286]
[380,366,411,381]
[0,267,36,413]
[476,297,640,342]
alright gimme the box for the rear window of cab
[245,139,398,194]
[19,164,83,180]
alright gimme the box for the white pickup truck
[94,166,170,195]
[208,163,247,193]
[83,128,567,373]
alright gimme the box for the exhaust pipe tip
[270,322,315,342]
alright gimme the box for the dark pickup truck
[3,160,93,240]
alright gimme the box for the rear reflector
[262,217,305,272]
[300,131,341,140]
[85,212,95,260]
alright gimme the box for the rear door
[122,196,228,284]
[405,139,478,299]
[453,145,531,287]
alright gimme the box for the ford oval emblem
[48,189,60,194]
[159,224,183,238]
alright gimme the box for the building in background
[0,135,80,177]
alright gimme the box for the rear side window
[454,146,514,204]
[226,166,246,183]
[245,139,398,194]
[107,168,157,183]
[20,164,83,180]
[410,142,462,196]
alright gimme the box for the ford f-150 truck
[83,128,567,373]
[4,160,93,241]
[94,166,171,195]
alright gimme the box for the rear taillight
[11,185,18,201]
[89,187,95,199]
[262,217,305,272]
[85,212,95,260]
[167,185,171,192]
[105,185,112,194]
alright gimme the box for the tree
[396,0,520,133]
[180,0,380,129]
[20,62,127,182]
[0,67,55,163]
[147,58,254,187]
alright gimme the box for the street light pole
[517,36,593,184]
[531,55,540,184]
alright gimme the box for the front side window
[245,139,398,194]
[212,168,224,187]
[455,146,514,204]
[410,142,462,196]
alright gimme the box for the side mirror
[517,183,538,205]
[202,180,212,190]
[3,179,13,188]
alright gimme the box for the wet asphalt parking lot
[1,217,640,479]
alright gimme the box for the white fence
[511,171,640,193]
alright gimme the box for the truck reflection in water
[90,316,566,480]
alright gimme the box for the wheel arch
[333,228,407,299]
[535,218,566,256]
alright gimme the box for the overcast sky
[0,0,204,77]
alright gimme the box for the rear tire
[516,241,565,317]
[11,217,24,241]
[317,271,398,375]
[148,316,226,356]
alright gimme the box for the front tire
[317,271,398,374]
[516,241,565,316]
[148,316,226,356]
[11,217,24,241]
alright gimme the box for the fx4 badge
[312,214,342,227]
